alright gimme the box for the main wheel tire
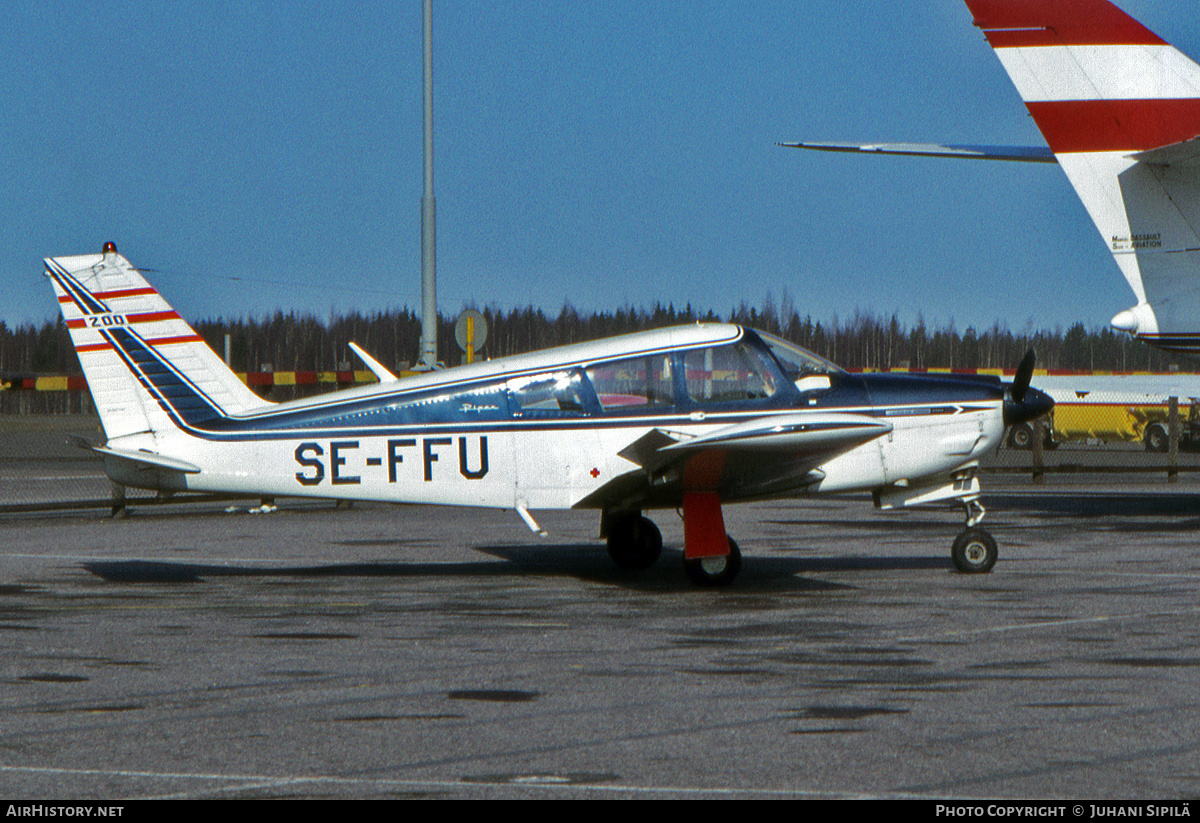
[606,514,663,570]
[1007,423,1033,449]
[951,528,998,574]
[1144,424,1169,453]
[683,536,742,587]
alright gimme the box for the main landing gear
[605,513,663,570]
[683,536,741,587]
[952,498,997,574]
[604,496,743,587]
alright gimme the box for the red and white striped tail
[45,245,272,440]
[966,0,1200,354]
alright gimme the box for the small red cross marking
[590,467,600,478]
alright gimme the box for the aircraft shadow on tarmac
[982,492,1200,531]
[80,546,955,591]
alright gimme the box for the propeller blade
[1011,349,1035,403]
[1003,349,1052,427]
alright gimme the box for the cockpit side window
[684,342,778,404]
[330,382,509,427]
[507,370,590,417]
[585,354,675,411]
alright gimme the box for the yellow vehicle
[1006,389,1194,451]
[1127,403,1200,452]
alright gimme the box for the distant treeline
[0,299,1190,410]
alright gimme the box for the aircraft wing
[780,141,1057,163]
[658,412,892,454]
[576,412,892,511]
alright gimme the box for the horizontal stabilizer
[1127,136,1200,168]
[780,141,1057,163]
[69,436,200,473]
[94,447,201,474]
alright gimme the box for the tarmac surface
[1,482,1199,799]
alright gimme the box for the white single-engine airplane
[46,244,1052,585]
[787,0,1200,360]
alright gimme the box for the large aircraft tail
[964,0,1200,353]
[46,243,273,441]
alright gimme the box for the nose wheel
[952,527,997,574]
[952,497,996,573]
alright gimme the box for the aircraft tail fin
[45,243,273,440]
[965,0,1200,353]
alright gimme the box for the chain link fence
[987,392,1200,481]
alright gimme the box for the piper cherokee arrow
[46,244,1052,586]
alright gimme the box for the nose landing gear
[952,527,998,573]
[952,498,997,573]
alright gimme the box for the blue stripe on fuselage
[858,372,1004,407]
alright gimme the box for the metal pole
[1169,396,1180,482]
[1031,415,1044,484]
[419,0,438,370]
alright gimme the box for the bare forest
[1,298,1190,414]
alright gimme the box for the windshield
[756,332,843,380]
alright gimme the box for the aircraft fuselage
[101,331,1013,513]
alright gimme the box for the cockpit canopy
[279,326,846,429]
[505,329,842,416]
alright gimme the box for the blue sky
[7,0,1198,342]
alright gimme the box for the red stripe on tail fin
[966,0,1165,46]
